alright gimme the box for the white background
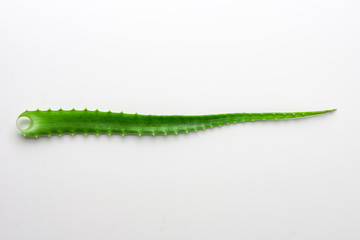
[1,0,359,239]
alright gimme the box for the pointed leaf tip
[323,109,337,113]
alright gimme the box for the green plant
[16,109,335,137]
